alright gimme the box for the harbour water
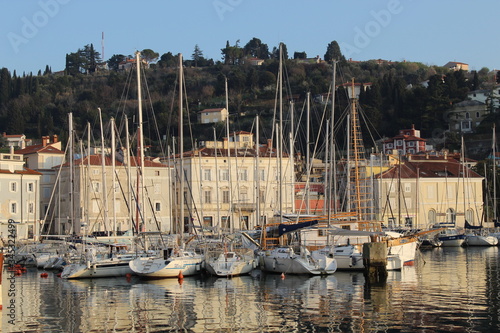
[2,246,500,332]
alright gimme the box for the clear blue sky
[1,0,498,74]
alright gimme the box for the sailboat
[128,53,204,279]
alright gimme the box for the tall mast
[98,107,109,235]
[328,61,337,221]
[68,112,75,235]
[306,92,311,214]
[494,124,497,223]
[256,115,260,227]
[111,117,116,235]
[278,43,283,218]
[135,51,146,232]
[178,53,184,236]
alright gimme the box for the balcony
[232,201,256,212]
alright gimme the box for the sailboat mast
[68,112,75,235]
[98,107,109,235]
[111,117,116,235]
[178,53,185,236]
[278,43,283,219]
[135,51,146,233]
[493,124,497,223]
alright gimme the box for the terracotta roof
[376,159,481,179]
[0,167,42,175]
[180,146,284,158]
[383,134,426,143]
[57,155,168,168]
[200,108,225,113]
[15,143,64,155]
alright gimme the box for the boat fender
[86,261,91,269]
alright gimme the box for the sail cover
[278,220,319,236]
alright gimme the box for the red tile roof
[15,143,64,155]
[376,159,481,179]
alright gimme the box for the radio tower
[101,32,105,61]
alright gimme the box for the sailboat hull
[258,247,337,275]
[465,235,498,246]
[129,254,203,278]
[61,259,133,279]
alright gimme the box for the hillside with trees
[0,38,497,159]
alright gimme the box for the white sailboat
[128,53,204,279]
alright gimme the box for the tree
[107,54,126,71]
[243,37,269,59]
[158,52,178,68]
[221,40,243,65]
[271,43,288,60]
[192,44,204,67]
[293,51,307,59]
[0,68,11,107]
[324,41,346,64]
[141,49,159,64]
[82,44,100,73]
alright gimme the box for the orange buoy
[281,272,285,279]
[40,272,48,278]
[177,270,184,280]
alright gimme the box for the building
[0,151,42,241]
[244,57,265,66]
[468,88,500,111]
[382,125,427,155]
[445,100,487,133]
[177,131,294,232]
[15,135,65,224]
[2,132,30,149]
[444,61,469,71]
[374,153,484,229]
[198,108,228,124]
[52,154,173,236]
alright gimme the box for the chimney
[42,136,49,147]
[52,134,58,143]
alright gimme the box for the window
[404,183,411,193]
[203,169,212,181]
[396,140,403,146]
[203,216,213,227]
[204,190,212,204]
[240,188,248,202]
[155,202,161,212]
[240,216,249,230]
[446,208,456,224]
[28,202,34,214]
[10,202,17,214]
[10,181,17,192]
[238,169,248,181]
[259,169,266,181]
[220,169,229,181]
[92,169,99,175]
[386,143,393,148]
[259,190,265,203]
[43,187,51,199]
[428,209,436,225]
[222,190,230,203]
[92,181,101,193]
[221,216,230,230]
[155,170,160,176]
[465,112,470,119]
[27,182,34,192]
[407,141,414,147]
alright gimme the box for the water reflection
[3,247,500,332]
